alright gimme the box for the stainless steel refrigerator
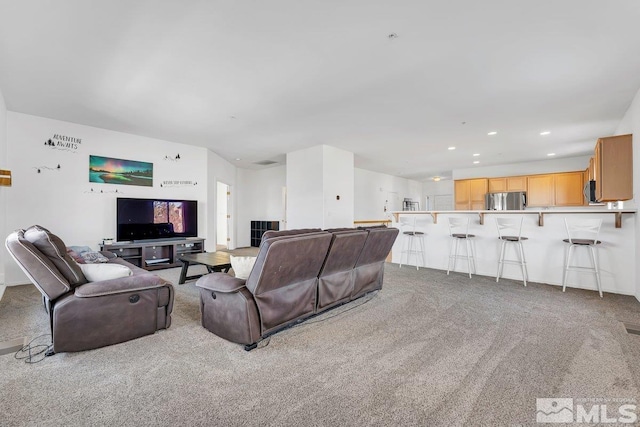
[485,192,527,210]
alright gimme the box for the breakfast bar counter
[391,209,637,296]
[392,208,637,228]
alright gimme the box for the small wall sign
[45,133,82,153]
[160,180,197,188]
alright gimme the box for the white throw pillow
[79,263,132,282]
[230,256,256,280]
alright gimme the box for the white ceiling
[1,0,639,181]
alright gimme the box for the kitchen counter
[391,209,637,296]
[392,208,637,228]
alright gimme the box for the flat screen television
[117,197,198,242]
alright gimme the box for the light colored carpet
[1,262,640,426]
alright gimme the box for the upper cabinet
[554,172,585,206]
[526,174,555,207]
[455,179,487,210]
[488,178,506,193]
[506,176,527,192]
[588,157,596,181]
[488,176,528,193]
[594,134,633,202]
[457,171,586,209]
[527,172,586,207]
[451,134,632,211]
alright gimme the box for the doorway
[216,181,230,250]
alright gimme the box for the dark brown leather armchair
[196,227,398,349]
[5,225,174,354]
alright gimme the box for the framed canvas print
[89,155,153,187]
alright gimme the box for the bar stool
[495,217,528,286]
[399,216,426,270]
[447,217,476,278]
[562,218,603,297]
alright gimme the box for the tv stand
[100,238,205,271]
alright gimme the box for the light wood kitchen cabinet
[507,176,527,191]
[588,157,596,181]
[488,176,527,193]
[594,134,633,202]
[454,180,470,210]
[488,178,507,193]
[527,175,555,207]
[554,172,585,206]
[458,170,588,209]
[454,178,488,210]
[527,172,585,207]
[470,179,488,209]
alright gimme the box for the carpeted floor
[1,262,640,426]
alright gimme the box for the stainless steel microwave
[584,180,605,205]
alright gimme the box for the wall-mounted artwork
[89,155,153,187]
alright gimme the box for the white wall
[453,155,591,180]
[4,112,218,285]
[206,149,237,250]
[237,164,420,245]
[422,180,455,210]
[615,86,640,300]
[287,145,354,229]
[354,168,422,221]
[0,87,7,286]
[236,166,286,247]
[322,146,354,229]
[286,146,324,229]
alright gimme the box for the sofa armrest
[196,273,247,293]
[74,273,172,298]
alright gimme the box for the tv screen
[117,198,198,242]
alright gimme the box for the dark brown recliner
[196,227,398,349]
[5,225,174,354]
[197,230,332,348]
[352,227,400,298]
[317,229,368,310]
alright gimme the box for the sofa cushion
[66,248,85,264]
[68,246,110,263]
[24,225,87,287]
[81,251,110,263]
[230,256,256,280]
[79,263,132,282]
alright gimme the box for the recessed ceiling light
[235,158,241,161]
[473,153,480,157]
[487,131,497,136]
[547,153,556,156]
[473,161,480,164]
[540,131,551,136]
[448,146,456,150]
[432,176,441,182]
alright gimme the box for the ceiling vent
[253,160,278,166]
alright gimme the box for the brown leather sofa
[5,225,174,354]
[196,226,398,349]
